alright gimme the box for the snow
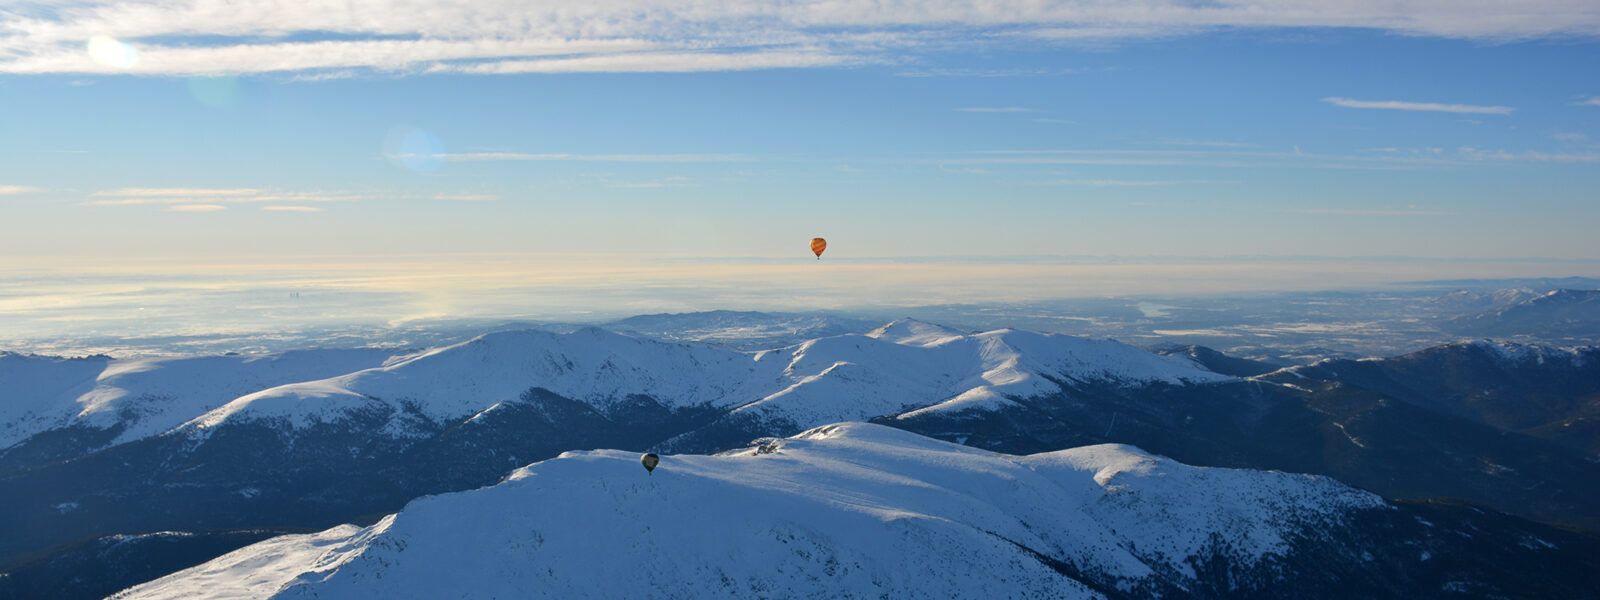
[77,349,398,443]
[111,524,372,600]
[4,320,1231,451]
[0,353,109,448]
[187,322,1230,436]
[865,318,965,346]
[116,423,1382,600]
[1464,339,1588,366]
[188,328,779,430]
[1,349,392,449]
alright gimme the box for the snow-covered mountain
[0,320,1235,588]
[0,353,110,449]
[1447,288,1600,338]
[9,322,1600,599]
[0,349,396,451]
[181,320,1228,444]
[114,423,1598,600]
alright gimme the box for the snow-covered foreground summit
[117,423,1384,599]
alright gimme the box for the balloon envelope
[810,238,827,258]
[641,453,659,474]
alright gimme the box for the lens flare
[87,36,140,69]
[383,127,445,173]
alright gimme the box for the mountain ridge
[112,423,1600,600]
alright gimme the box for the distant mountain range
[1447,289,1600,338]
[2,317,1597,598]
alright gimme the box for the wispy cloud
[94,187,259,199]
[3,2,1598,77]
[430,152,748,163]
[1456,147,1600,163]
[1322,97,1514,115]
[435,51,854,74]
[1579,97,1600,106]
[1296,207,1455,217]
[260,205,325,213]
[432,193,499,202]
[956,107,1040,113]
[88,187,370,206]
[284,70,361,83]
[0,185,44,195]
[166,204,227,213]
[1019,25,1185,43]
[957,148,1460,170]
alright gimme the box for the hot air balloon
[810,237,827,260]
[640,453,659,475]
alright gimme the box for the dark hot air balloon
[640,453,659,475]
[810,237,827,259]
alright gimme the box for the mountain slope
[114,423,1600,600]
[185,328,773,432]
[0,349,396,472]
[1262,340,1600,457]
[0,529,287,600]
[1152,344,1282,378]
[1448,289,1600,338]
[891,341,1600,531]
[186,323,1227,446]
[0,353,111,450]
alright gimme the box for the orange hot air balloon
[810,237,827,260]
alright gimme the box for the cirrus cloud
[165,204,227,213]
[260,205,325,213]
[87,187,371,206]
[2,1,1599,77]
[1322,97,1515,115]
[432,193,499,202]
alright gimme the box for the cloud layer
[3,1,1598,76]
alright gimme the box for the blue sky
[1,2,1599,334]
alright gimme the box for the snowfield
[115,422,1381,600]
